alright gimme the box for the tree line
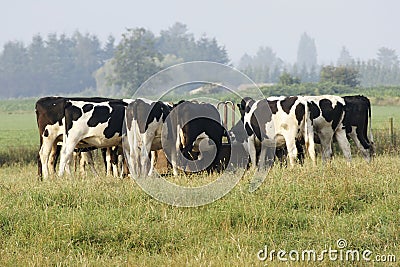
[0,23,228,98]
[238,34,400,88]
[0,24,399,99]
[0,32,114,98]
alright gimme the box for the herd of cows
[35,95,374,180]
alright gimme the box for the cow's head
[237,97,255,119]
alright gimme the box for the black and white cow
[163,101,228,175]
[236,96,316,168]
[58,98,131,176]
[274,95,373,163]
[36,97,100,178]
[36,96,68,178]
[343,95,374,161]
[124,98,171,177]
[305,95,352,162]
[36,96,124,178]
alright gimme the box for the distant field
[371,105,400,129]
[0,98,37,113]
[0,112,37,148]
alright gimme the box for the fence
[371,117,398,154]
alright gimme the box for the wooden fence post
[389,117,394,146]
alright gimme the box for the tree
[72,32,102,90]
[194,35,229,63]
[44,33,77,93]
[0,41,29,97]
[297,32,317,71]
[253,46,278,67]
[238,46,283,83]
[320,65,360,87]
[94,60,121,96]
[377,47,399,69]
[102,35,116,62]
[279,72,300,85]
[238,53,252,69]
[156,22,194,61]
[28,34,48,95]
[156,23,229,64]
[112,28,162,95]
[337,46,353,66]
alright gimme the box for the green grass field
[371,105,400,129]
[0,157,399,266]
[0,98,399,266]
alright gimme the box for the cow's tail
[304,100,316,164]
[367,97,375,156]
[36,105,43,179]
[303,100,310,152]
[368,98,374,143]
[37,128,43,178]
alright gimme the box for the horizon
[2,0,399,65]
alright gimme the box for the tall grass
[0,156,399,266]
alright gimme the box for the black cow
[343,95,374,161]
[163,101,225,175]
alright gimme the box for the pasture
[0,98,399,266]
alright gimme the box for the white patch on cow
[244,97,316,168]
[179,127,186,148]
[192,132,214,154]
[137,97,154,105]
[304,95,351,162]
[39,121,64,178]
[126,100,167,177]
[58,101,123,176]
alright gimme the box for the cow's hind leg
[348,128,371,162]
[318,129,334,163]
[82,151,98,176]
[335,128,352,162]
[148,151,157,176]
[247,136,258,169]
[39,137,56,179]
[58,138,79,177]
[286,140,298,167]
[258,139,275,170]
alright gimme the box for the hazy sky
[1,0,399,65]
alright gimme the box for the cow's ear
[65,101,72,109]
[248,99,255,107]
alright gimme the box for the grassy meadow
[371,105,400,129]
[0,98,399,266]
[0,158,399,266]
